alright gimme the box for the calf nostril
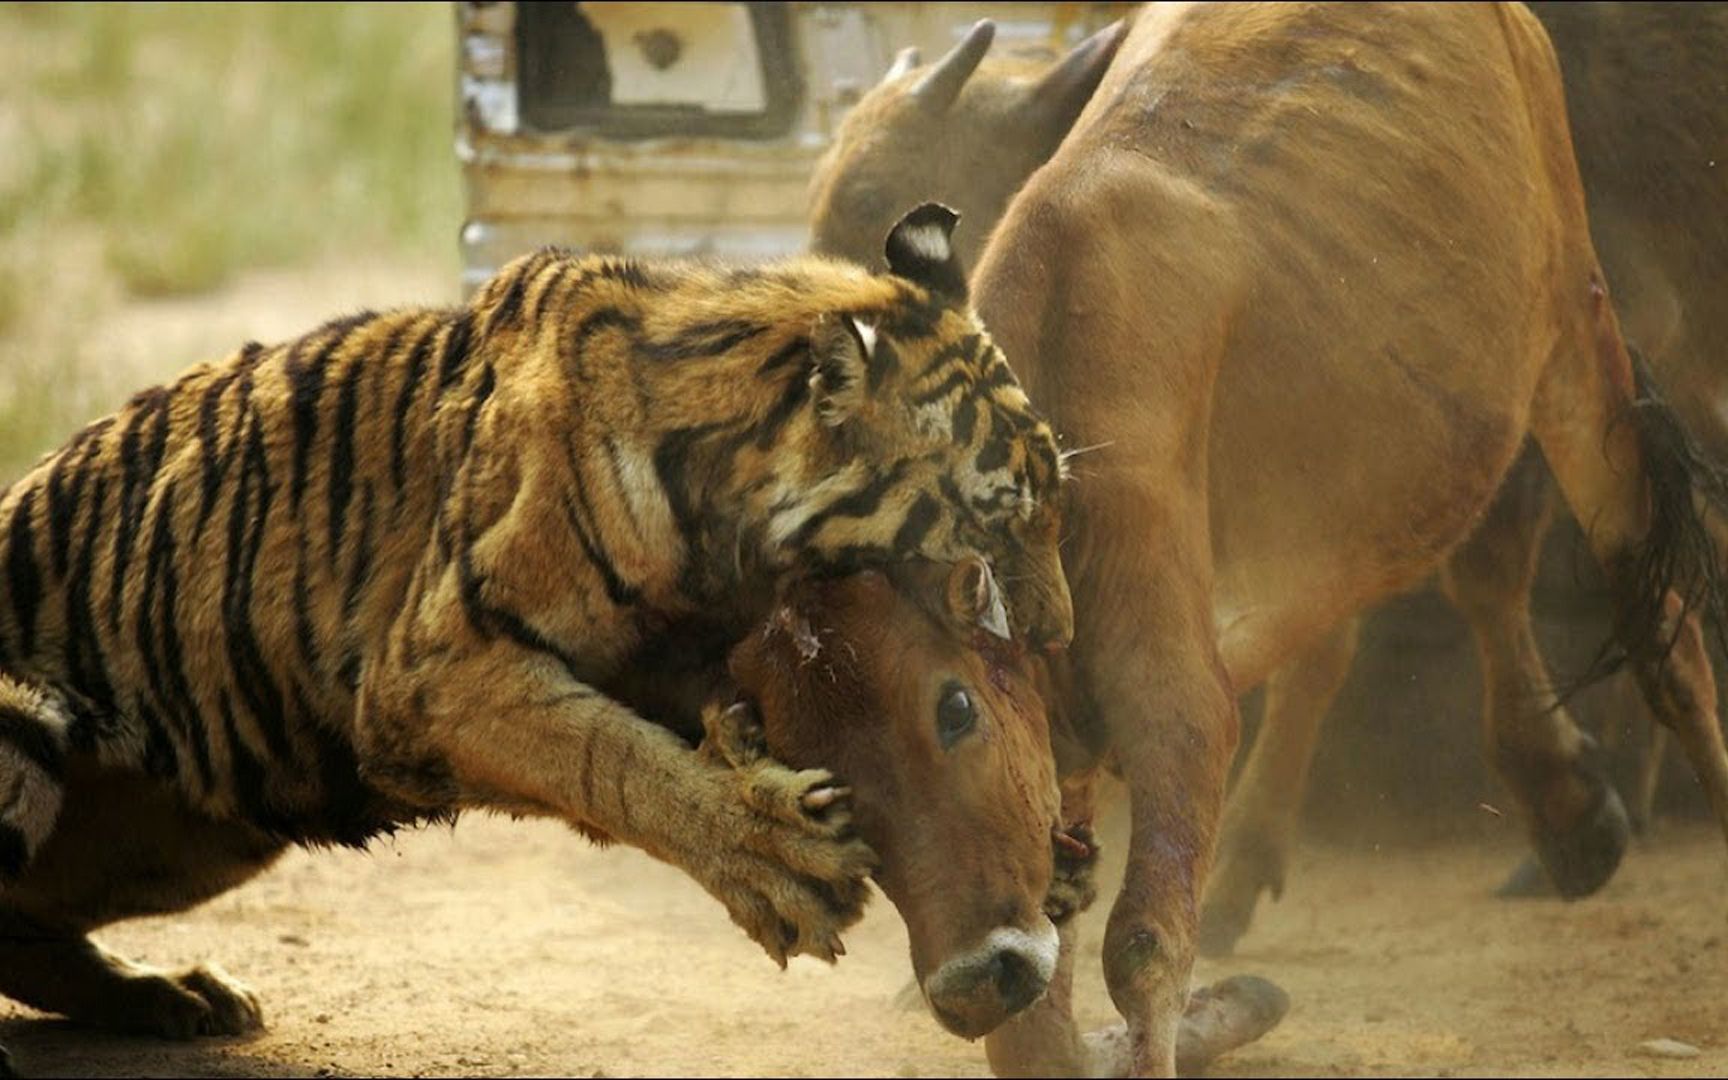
[991,948,1042,1013]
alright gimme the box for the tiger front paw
[697,703,877,966]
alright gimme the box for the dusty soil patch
[2,798,1723,1078]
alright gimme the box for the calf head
[723,557,1063,1038]
[808,18,1128,268]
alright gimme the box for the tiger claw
[801,785,850,813]
[700,699,770,769]
[698,760,875,970]
[1045,822,1100,923]
[1053,827,1092,858]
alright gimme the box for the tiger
[0,203,1071,1055]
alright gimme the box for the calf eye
[936,682,976,749]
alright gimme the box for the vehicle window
[515,1,800,139]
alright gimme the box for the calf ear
[1027,20,1128,149]
[948,555,1012,640]
[884,202,967,302]
[810,314,875,425]
[909,19,994,113]
[882,45,922,84]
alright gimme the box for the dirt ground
[1,791,1724,1079]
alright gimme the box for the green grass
[0,1,460,475]
[2,2,458,295]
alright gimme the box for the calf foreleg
[1068,483,1239,1077]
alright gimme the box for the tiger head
[769,203,1073,651]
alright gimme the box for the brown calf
[715,559,1065,1037]
[714,559,1288,1072]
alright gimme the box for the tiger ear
[885,203,968,302]
[810,314,875,426]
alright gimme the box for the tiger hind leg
[0,908,261,1038]
[0,675,70,882]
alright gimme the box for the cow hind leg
[1199,618,1359,957]
[1634,720,1669,833]
[1437,442,1632,898]
[1531,297,1728,870]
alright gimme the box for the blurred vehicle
[455,1,1129,293]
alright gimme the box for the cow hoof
[1493,854,1556,899]
[1533,784,1630,900]
[1175,974,1292,1075]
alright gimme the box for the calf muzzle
[922,922,1059,1038]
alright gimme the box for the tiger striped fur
[0,205,1069,1047]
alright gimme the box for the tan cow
[809,3,1728,951]
[1170,0,1728,946]
[815,4,1728,1074]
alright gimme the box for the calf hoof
[1532,784,1630,900]
[1493,854,1556,899]
[1174,975,1292,1075]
